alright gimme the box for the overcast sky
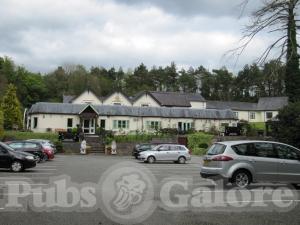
[0,0,274,74]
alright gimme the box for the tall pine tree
[1,84,23,130]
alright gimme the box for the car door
[249,142,279,182]
[274,144,300,183]
[23,142,40,155]
[0,145,12,168]
[155,145,170,161]
[168,145,181,160]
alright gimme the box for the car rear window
[207,144,226,155]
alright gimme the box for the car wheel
[147,156,155,164]
[232,170,251,188]
[11,161,23,172]
[43,154,49,161]
[178,156,186,164]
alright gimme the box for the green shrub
[54,141,63,153]
[271,102,300,148]
[0,109,4,139]
[191,147,207,156]
[198,143,209,149]
[187,132,213,153]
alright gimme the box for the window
[141,104,149,107]
[33,117,38,128]
[266,112,273,119]
[67,118,73,128]
[207,144,226,155]
[233,112,239,118]
[24,143,38,149]
[157,145,169,151]
[178,122,193,131]
[8,143,23,149]
[146,121,161,130]
[113,120,129,129]
[113,102,121,105]
[100,120,106,129]
[250,112,256,120]
[253,142,277,158]
[275,144,300,160]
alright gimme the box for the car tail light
[212,155,233,161]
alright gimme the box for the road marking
[0,177,50,180]
[0,173,55,176]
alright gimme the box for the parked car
[200,140,300,188]
[27,139,57,154]
[6,141,46,162]
[132,143,157,159]
[138,144,191,164]
[0,142,37,172]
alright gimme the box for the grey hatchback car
[138,144,191,164]
[200,141,300,188]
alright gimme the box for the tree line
[0,56,287,109]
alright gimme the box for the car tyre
[178,156,186,164]
[147,156,155,164]
[231,170,251,188]
[11,161,23,172]
[43,154,49,161]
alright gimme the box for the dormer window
[141,104,149,107]
[113,102,121,105]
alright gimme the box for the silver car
[138,144,191,164]
[200,141,300,188]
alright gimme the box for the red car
[42,145,55,160]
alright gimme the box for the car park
[200,140,300,188]
[138,144,191,164]
[6,141,46,162]
[0,142,37,172]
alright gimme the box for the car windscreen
[207,144,226,155]
[0,142,16,152]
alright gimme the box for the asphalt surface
[0,154,299,225]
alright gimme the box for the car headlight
[25,156,35,160]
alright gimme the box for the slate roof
[28,102,236,120]
[207,97,288,111]
[207,101,257,111]
[63,95,75,103]
[257,97,289,110]
[145,91,206,107]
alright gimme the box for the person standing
[80,138,87,154]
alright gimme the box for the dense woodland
[0,56,286,108]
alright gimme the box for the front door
[83,118,96,134]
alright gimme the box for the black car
[0,142,37,172]
[132,143,157,159]
[6,141,46,162]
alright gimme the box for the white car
[138,144,191,164]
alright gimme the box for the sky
[0,0,275,74]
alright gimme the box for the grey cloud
[114,0,262,17]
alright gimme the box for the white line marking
[1,183,48,186]
[0,177,50,180]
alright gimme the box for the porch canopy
[79,105,99,118]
